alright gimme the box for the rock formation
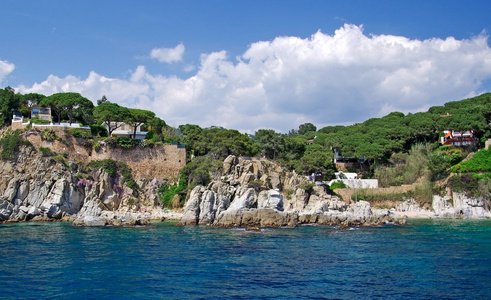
[0,145,163,226]
[179,155,401,227]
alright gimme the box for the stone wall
[334,184,414,204]
[23,128,186,181]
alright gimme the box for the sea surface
[0,219,490,299]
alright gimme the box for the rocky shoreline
[1,148,489,227]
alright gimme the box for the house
[31,106,52,122]
[440,130,475,146]
[334,172,358,180]
[107,122,148,140]
[333,148,365,164]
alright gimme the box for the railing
[12,117,90,129]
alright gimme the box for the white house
[107,122,148,140]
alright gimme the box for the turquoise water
[0,220,490,299]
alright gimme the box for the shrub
[39,147,54,157]
[116,137,134,149]
[158,172,187,207]
[248,180,263,192]
[31,118,50,124]
[88,159,138,190]
[329,181,347,190]
[145,131,154,140]
[41,129,57,141]
[450,149,491,173]
[69,128,91,139]
[0,130,30,160]
[90,125,108,137]
[299,183,315,193]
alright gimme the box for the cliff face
[0,144,165,225]
[179,155,399,227]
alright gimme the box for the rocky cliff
[0,144,169,225]
[178,155,401,227]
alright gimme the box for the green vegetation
[88,159,137,189]
[449,173,491,199]
[0,130,31,160]
[1,86,491,200]
[39,147,54,157]
[39,129,57,141]
[451,149,491,173]
[329,181,347,189]
[158,172,187,207]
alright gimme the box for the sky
[1,0,491,133]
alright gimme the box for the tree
[0,87,21,126]
[97,95,108,106]
[93,102,130,135]
[39,92,93,125]
[298,123,317,135]
[126,108,155,139]
[22,93,46,117]
[296,148,335,180]
[254,129,282,159]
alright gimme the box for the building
[30,106,52,122]
[107,122,148,140]
[440,130,475,146]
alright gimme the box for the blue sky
[1,0,491,133]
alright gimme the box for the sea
[0,219,490,300]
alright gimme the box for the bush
[89,125,108,137]
[116,137,135,149]
[248,180,263,192]
[41,129,57,141]
[69,128,91,139]
[329,181,347,189]
[450,149,491,173]
[39,147,54,157]
[89,159,138,190]
[145,131,154,140]
[158,172,187,207]
[31,118,50,124]
[0,130,30,160]
[299,183,316,193]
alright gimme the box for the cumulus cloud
[0,59,15,83]
[16,24,491,133]
[150,43,185,63]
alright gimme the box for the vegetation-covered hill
[1,86,491,206]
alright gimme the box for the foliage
[299,183,316,193]
[179,125,254,160]
[254,129,282,159]
[329,181,347,189]
[248,180,264,192]
[450,149,491,173]
[30,117,50,124]
[93,102,131,135]
[116,136,136,149]
[39,147,54,157]
[296,147,335,180]
[126,108,155,139]
[298,123,317,135]
[158,172,187,207]
[428,146,465,180]
[69,128,91,139]
[181,156,223,187]
[0,87,21,126]
[88,159,138,189]
[90,124,108,137]
[40,129,58,141]
[40,92,94,125]
[0,130,30,160]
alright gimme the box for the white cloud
[16,24,491,133]
[0,59,15,83]
[150,43,185,63]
